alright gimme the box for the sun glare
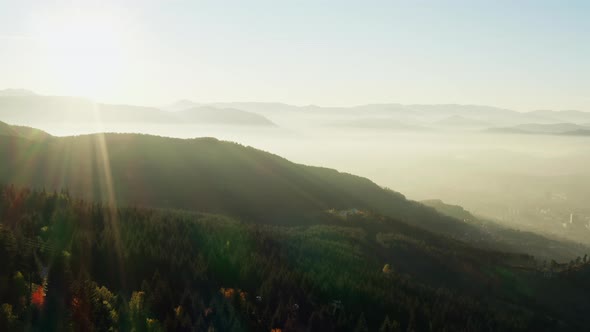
[30,9,132,99]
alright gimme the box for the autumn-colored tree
[129,291,148,332]
[31,285,45,308]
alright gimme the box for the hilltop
[0,127,586,260]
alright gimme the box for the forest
[2,1,589,330]
[2,185,590,331]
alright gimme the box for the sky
[0,0,588,111]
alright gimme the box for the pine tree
[379,315,392,332]
[354,312,368,332]
[308,311,322,332]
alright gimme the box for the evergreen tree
[354,313,369,332]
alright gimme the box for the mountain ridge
[0,95,276,127]
[0,127,585,261]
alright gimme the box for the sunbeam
[91,103,126,288]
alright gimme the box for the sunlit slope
[0,121,19,136]
[0,132,472,233]
[0,121,51,140]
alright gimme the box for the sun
[30,8,133,99]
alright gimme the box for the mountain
[528,110,590,124]
[174,106,276,126]
[0,88,37,97]
[208,102,299,115]
[5,91,590,131]
[3,184,590,331]
[2,126,590,330]
[0,120,51,140]
[509,123,588,134]
[164,99,201,112]
[434,115,491,128]
[488,123,590,135]
[422,199,587,261]
[0,121,18,136]
[0,95,275,127]
[0,129,550,251]
[202,102,578,128]
[0,132,463,230]
[562,129,590,136]
[331,118,426,131]
[0,127,587,261]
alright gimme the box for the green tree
[129,291,148,332]
[354,313,369,332]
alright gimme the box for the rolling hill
[0,121,51,140]
[0,132,464,231]
[1,125,590,330]
[422,199,587,261]
[0,126,586,261]
[0,121,18,136]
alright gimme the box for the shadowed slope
[0,133,472,234]
[1,131,585,260]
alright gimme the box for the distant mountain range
[0,91,276,127]
[175,106,275,126]
[433,115,492,128]
[488,123,590,136]
[2,89,590,134]
[330,118,427,131]
[528,110,590,124]
[166,98,590,131]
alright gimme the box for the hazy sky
[0,0,588,110]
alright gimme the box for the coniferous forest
[2,2,590,330]
[2,184,590,331]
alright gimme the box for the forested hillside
[2,128,590,331]
[1,0,588,331]
[0,121,50,141]
[0,132,493,241]
[422,199,588,261]
[2,185,590,331]
[0,130,585,261]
